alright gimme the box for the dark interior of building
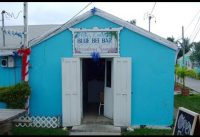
[82,58,105,116]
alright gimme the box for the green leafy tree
[167,36,193,60]
[190,41,200,63]
[167,36,175,43]
[129,19,136,25]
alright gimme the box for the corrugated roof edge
[29,7,178,51]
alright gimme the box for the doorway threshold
[70,124,121,135]
[82,115,113,125]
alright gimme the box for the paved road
[177,76,200,93]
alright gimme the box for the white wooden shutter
[113,57,131,126]
[62,58,81,127]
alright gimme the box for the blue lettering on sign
[77,38,89,44]
[92,38,99,43]
[77,38,82,43]
[102,38,112,43]
[83,38,89,43]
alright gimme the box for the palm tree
[176,66,189,95]
[177,38,191,59]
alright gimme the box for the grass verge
[12,127,69,135]
[174,94,200,113]
[122,128,172,135]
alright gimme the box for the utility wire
[144,2,157,21]
[0,10,22,23]
[143,2,156,32]
[177,9,200,40]
[189,15,200,40]
[67,2,92,23]
[150,2,156,15]
[57,2,92,32]
[5,10,22,19]
[191,23,200,42]
[185,9,200,31]
[32,2,92,43]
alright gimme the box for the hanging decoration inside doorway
[15,47,31,114]
[91,51,100,63]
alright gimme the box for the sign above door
[69,27,123,57]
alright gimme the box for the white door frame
[80,59,83,119]
[104,58,114,119]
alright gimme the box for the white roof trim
[0,50,15,56]
[29,8,178,51]
[95,9,178,51]
[29,10,92,47]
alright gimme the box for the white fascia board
[29,8,178,51]
[29,11,92,47]
[0,50,15,56]
[0,47,19,50]
[95,9,178,51]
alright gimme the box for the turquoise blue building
[0,8,179,128]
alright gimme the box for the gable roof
[0,24,61,50]
[178,49,193,61]
[29,7,178,51]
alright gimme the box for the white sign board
[70,27,122,57]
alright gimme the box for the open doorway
[82,58,113,124]
[61,57,131,127]
[82,58,105,116]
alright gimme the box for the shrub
[186,69,198,79]
[175,66,188,94]
[198,72,200,80]
[175,65,199,79]
[176,66,187,79]
[0,82,31,109]
[175,64,179,75]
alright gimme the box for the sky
[0,2,200,43]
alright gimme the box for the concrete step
[82,115,113,125]
[70,124,121,133]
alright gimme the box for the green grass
[11,94,200,136]
[174,94,200,113]
[122,94,200,135]
[122,128,173,135]
[12,127,69,135]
